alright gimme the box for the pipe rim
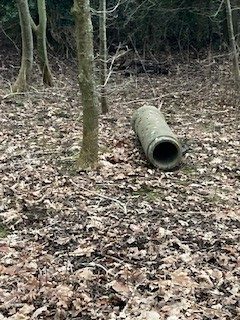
[148,136,182,169]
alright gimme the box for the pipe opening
[153,141,179,166]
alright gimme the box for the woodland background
[1,0,240,55]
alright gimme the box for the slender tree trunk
[99,0,108,114]
[72,0,99,170]
[225,0,240,87]
[231,0,240,46]
[13,0,33,92]
[36,0,53,86]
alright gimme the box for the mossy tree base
[77,150,98,170]
[77,126,98,170]
[42,64,53,86]
[12,68,28,92]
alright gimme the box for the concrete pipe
[132,105,182,170]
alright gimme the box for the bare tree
[13,0,53,92]
[225,0,240,87]
[99,0,108,114]
[13,0,33,92]
[31,0,53,86]
[231,0,240,45]
[72,0,99,170]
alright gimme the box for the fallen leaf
[110,280,131,297]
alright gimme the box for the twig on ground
[70,179,127,215]
[125,87,205,104]
[80,262,111,276]
[2,89,69,100]
[93,192,127,215]
[2,92,26,100]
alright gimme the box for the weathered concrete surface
[132,105,182,170]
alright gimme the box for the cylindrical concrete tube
[132,105,182,170]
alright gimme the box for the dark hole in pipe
[153,141,179,165]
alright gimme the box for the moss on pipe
[132,105,182,170]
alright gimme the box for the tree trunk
[72,0,99,170]
[99,0,108,114]
[36,0,53,86]
[13,0,33,92]
[225,0,240,87]
[231,0,240,46]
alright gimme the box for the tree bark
[225,0,240,87]
[36,0,53,86]
[72,0,99,170]
[99,0,108,114]
[13,0,33,92]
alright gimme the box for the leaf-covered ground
[0,51,239,320]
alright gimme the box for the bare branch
[30,16,38,33]
[70,179,127,215]
[0,25,20,52]
[91,0,122,15]
[211,0,225,17]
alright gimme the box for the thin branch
[211,0,225,17]
[2,91,26,99]
[70,179,127,215]
[125,89,203,105]
[30,16,38,33]
[0,25,20,52]
[231,7,240,12]
[91,0,128,14]
[103,44,123,86]
[129,36,156,98]
[93,192,127,215]
[79,262,111,275]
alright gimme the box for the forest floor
[0,50,239,320]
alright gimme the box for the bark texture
[36,0,53,86]
[99,0,108,114]
[225,0,240,87]
[73,0,99,170]
[13,0,33,92]
[231,0,240,46]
